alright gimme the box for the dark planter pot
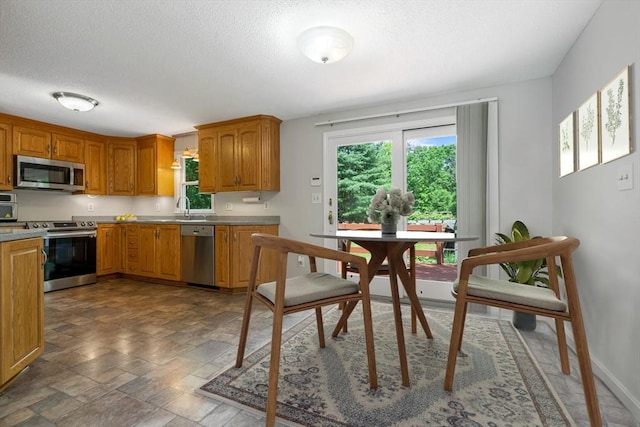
[381,221,397,235]
[512,311,536,331]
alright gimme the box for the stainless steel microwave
[0,193,18,221]
[14,155,85,192]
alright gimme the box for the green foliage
[407,144,456,218]
[337,143,391,223]
[495,220,561,287]
[337,141,456,223]
[184,158,211,209]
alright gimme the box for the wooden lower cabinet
[138,224,181,281]
[97,224,121,275]
[0,238,45,390]
[215,225,278,290]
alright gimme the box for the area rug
[199,303,574,426]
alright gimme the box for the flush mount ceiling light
[52,92,99,112]
[297,26,354,64]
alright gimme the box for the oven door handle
[44,231,97,239]
[41,247,47,268]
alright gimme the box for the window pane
[186,185,211,209]
[337,141,392,224]
[185,158,199,182]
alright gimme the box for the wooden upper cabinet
[107,138,136,196]
[13,126,84,163]
[84,139,107,195]
[195,115,281,193]
[13,126,51,158]
[51,133,84,163]
[0,123,12,190]
[135,134,175,196]
[198,128,217,193]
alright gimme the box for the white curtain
[456,102,496,277]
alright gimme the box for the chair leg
[359,297,378,389]
[265,307,285,427]
[315,307,325,348]
[570,317,602,427]
[455,301,468,352]
[555,318,570,374]
[235,290,255,368]
[444,296,468,391]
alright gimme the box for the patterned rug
[199,303,574,426]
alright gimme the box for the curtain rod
[314,97,498,127]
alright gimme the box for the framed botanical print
[577,93,599,170]
[600,66,631,163]
[559,112,575,177]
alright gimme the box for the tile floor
[0,278,636,426]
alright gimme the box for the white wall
[274,77,553,266]
[552,0,640,420]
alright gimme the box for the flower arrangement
[367,187,415,224]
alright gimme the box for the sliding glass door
[322,117,459,300]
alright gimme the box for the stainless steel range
[26,220,97,292]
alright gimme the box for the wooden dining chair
[235,233,378,427]
[444,236,602,427]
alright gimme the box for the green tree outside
[337,140,456,223]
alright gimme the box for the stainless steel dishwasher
[181,225,215,288]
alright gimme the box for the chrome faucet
[176,196,191,219]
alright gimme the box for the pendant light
[171,159,181,169]
[181,148,193,159]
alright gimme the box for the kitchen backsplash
[13,189,278,221]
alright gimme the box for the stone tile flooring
[0,278,636,426]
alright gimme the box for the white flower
[367,187,414,224]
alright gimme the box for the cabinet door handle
[47,144,51,154]
[7,175,11,183]
[234,232,237,241]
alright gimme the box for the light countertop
[0,228,46,242]
[73,215,280,226]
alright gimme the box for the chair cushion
[453,274,567,312]
[257,272,360,307]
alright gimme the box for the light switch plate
[617,164,633,191]
[311,193,321,204]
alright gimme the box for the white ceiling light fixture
[52,92,99,112]
[297,26,354,64]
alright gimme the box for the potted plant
[495,220,561,330]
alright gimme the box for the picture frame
[559,112,575,177]
[600,66,631,163]
[577,93,599,170]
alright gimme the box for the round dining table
[311,230,479,386]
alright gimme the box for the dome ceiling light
[297,26,354,64]
[52,92,99,112]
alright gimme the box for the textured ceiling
[0,0,601,137]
